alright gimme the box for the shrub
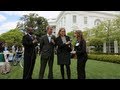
[88,54,120,64]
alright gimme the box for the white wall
[55,11,117,35]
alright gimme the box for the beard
[29,32,34,35]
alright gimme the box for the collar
[27,33,32,37]
[47,34,52,37]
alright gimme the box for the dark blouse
[74,40,88,60]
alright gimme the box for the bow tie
[47,34,52,37]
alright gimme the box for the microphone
[51,36,55,44]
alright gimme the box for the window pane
[94,19,101,26]
[84,17,87,24]
[73,15,76,23]
[64,17,66,26]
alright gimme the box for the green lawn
[0,55,120,79]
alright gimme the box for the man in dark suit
[22,27,38,79]
[39,26,56,79]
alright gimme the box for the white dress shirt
[47,34,52,43]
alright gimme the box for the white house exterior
[48,18,56,35]
[48,11,120,53]
[48,11,120,36]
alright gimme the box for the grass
[0,55,120,79]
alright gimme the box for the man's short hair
[26,27,34,32]
[46,25,52,31]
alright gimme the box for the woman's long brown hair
[75,30,85,42]
[57,28,66,37]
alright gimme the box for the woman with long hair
[73,30,88,79]
[56,28,72,79]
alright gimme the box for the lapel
[65,36,69,41]
[59,36,63,44]
[27,34,33,41]
[45,35,49,44]
[59,36,68,44]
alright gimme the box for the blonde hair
[57,28,66,37]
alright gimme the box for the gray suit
[39,35,56,79]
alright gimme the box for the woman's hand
[51,39,55,44]
[32,39,38,43]
[71,51,76,54]
[66,41,71,45]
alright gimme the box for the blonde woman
[56,28,72,79]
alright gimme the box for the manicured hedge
[88,54,120,64]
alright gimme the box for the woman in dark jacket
[56,28,72,79]
[73,30,88,79]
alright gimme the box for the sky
[0,11,61,34]
[0,11,119,35]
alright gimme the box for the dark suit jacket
[56,36,72,65]
[40,35,56,59]
[74,40,88,61]
[22,34,37,61]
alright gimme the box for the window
[61,20,62,27]
[64,17,66,26]
[94,19,101,26]
[61,18,63,26]
[73,15,77,23]
[84,17,87,24]
[58,22,60,29]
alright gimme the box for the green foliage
[112,16,120,44]
[84,16,120,53]
[34,17,48,37]
[83,29,90,40]
[88,38,103,46]
[0,28,23,46]
[1,55,120,79]
[89,17,120,42]
[88,38,103,52]
[17,13,48,37]
[88,54,120,64]
[67,31,77,46]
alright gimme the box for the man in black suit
[22,27,38,79]
[39,26,56,79]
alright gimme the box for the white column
[103,42,107,53]
[66,14,72,33]
[114,40,118,53]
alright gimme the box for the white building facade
[49,11,120,35]
[48,11,120,53]
[48,18,56,35]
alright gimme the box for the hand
[66,41,71,45]
[51,39,55,44]
[33,39,38,43]
[71,51,76,54]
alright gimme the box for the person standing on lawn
[22,27,38,79]
[72,30,88,79]
[55,28,72,79]
[39,26,56,79]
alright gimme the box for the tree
[0,28,23,47]
[83,29,90,40]
[83,19,115,53]
[17,13,48,37]
[88,38,103,53]
[34,17,48,37]
[67,31,77,46]
[112,15,120,45]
